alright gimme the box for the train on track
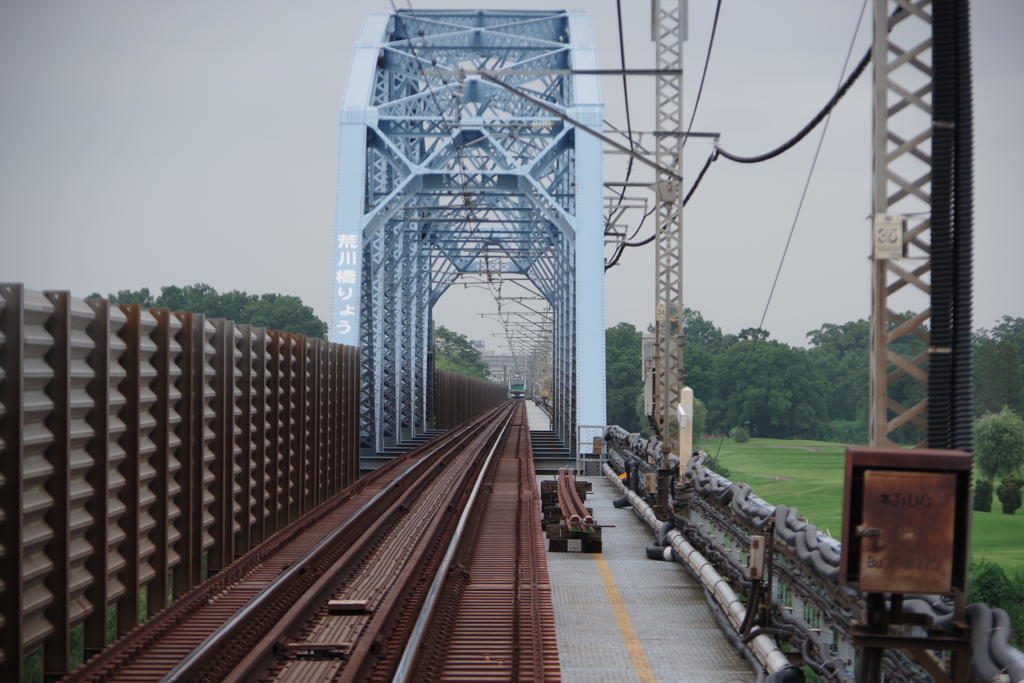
[508,374,526,398]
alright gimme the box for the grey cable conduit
[603,463,791,675]
[606,426,1024,679]
[392,405,518,683]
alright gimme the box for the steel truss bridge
[329,9,605,455]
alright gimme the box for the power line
[716,46,871,165]
[755,0,870,333]
[682,0,723,151]
[604,150,717,269]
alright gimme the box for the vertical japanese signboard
[331,230,360,345]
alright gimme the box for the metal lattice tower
[330,9,606,455]
[652,0,685,453]
[869,1,935,447]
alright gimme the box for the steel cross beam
[331,9,606,456]
[652,0,686,453]
[869,0,935,448]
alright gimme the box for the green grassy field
[697,438,1024,569]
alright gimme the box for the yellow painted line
[593,553,657,683]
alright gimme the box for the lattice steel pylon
[329,9,606,456]
[869,1,936,447]
[652,0,685,454]
[870,0,974,451]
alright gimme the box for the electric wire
[605,0,721,269]
[754,0,869,334]
[615,0,636,160]
[604,150,717,269]
[715,46,871,164]
[608,4,889,271]
[681,0,723,151]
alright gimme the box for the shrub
[826,420,869,445]
[732,426,750,443]
[974,479,993,512]
[968,561,1024,649]
[1003,471,1024,490]
[997,483,1022,515]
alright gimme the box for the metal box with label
[840,447,972,595]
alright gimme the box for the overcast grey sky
[2,1,1020,350]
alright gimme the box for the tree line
[606,309,1024,445]
[90,283,328,338]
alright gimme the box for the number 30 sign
[873,213,905,260]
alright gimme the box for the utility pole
[652,0,686,458]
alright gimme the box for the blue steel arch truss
[331,9,605,455]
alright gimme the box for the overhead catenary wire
[604,150,717,269]
[715,46,871,165]
[602,0,640,238]
[753,0,869,334]
[681,0,723,151]
[607,6,874,270]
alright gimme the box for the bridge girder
[330,9,606,454]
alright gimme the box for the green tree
[242,294,328,338]
[157,283,258,321]
[682,344,718,420]
[974,479,993,512]
[97,283,327,338]
[807,320,870,423]
[975,341,1024,417]
[711,340,830,439]
[691,397,707,443]
[968,561,1024,648]
[108,288,156,307]
[974,406,1024,482]
[606,322,643,432]
[433,325,490,379]
[683,308,729,352]
[978,316,1024,387]
[997,482,1022,515]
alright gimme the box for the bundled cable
[716,48,871,164]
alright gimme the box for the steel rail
[556,468,594,531]
[221,402,519,683]
[391,401,518,682]
[62,424,457,683]
[65,406,504,683]
[159,437,448,682]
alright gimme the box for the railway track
[63,400,558,683]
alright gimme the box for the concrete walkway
[526,400,551,431]
[541,474,756,683]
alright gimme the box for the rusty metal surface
[433,370,506,430]
[840,445,973,593]
[60,442,425,683]
[232,403,517,683]
[858,470,957,594]
[0,286,361,681]
[432,402,560,683]
[556,469,594,532]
